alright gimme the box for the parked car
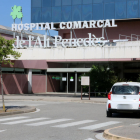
[106,82,140,117]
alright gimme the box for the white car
[106,82,140,117]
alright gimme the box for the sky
[0,0,58,36]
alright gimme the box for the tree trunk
[0,63,5,112]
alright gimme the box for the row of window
[31,0,140,23]
[32,0,135,7]
[2,68,45,75]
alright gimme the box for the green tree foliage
[83,65,125,93]
[0,36,21,64]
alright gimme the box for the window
[42,7,52,22]
[52,0,61,6]
[62,6,72,22]
[104,2,115,19]
[42,0,51,7]
[62,0,71,5]
[127,0,139,18]
[72,0,82,5]
[82,4,92,21]
[83,0,92,4]
[31,8,42,23]
[72,5,81,21]
[93,3,103,20]
[115,0,126,19]
[52,7,61,22]
[31,0,41,7]
[112,86,139,95]
[93,0,103,3]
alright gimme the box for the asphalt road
[0,100,140,140]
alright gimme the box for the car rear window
[112,86,139,95]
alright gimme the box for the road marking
[2,118,48,125]
[85,138,95,140]
[131,123,140,125]
[0,130,6,133]
[0,116,28,122]
[52,120,96,128]
[26,119,73,126]
[79,121,121,130]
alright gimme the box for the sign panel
[12,19,117,31]
[70,77,74,82]
[62,77,66,81]
[81,76,90,86]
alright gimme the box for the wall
[14,41,140,61]
[59,20,140,40]
[0,74,28,94]
[32,75,46,93]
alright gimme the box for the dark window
[127,0,139,18]
[72,0,82,5]
[52,7,61,22]
[83,0,92,4]
[42,0,52,7]
[31,0,41,7]
[115,0,126,19]
[31,8,42,23]
[82,4,92,21]
[62,0,71,5]
[52,0,61,6]
[93,3,103,20]
[72,5,81,21]
[42,7,52,22]
[62,6,72,22]
[104,2,115,19]
[112,86,139,95]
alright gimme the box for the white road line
[2,118,48,125]
[85,138,95,140]
[52,120,96,128]
[79,121,121,130]
[131,123,140,125]
[0,116,28,122]
[0,130,6,133]
[26,119,73,126]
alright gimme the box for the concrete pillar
[70,29,72,39]
[75,72,77,94]
[60,73,63,91]
[28,69,32,94]
[46,71,47,92]
[67,73,68,93]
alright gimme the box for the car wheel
[107,111,112,117]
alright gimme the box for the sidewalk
[0,92,107,104]
[0,106,36,116]
[104,125,140,140]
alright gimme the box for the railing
[119,34,140,41]
[83,92,108,97]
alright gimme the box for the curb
[103,126,139,140]
[0,107,36,116]
[0,99,106,104]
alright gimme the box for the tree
[0,36,21,111]
[83,65,125,94]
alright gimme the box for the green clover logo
[10,5,23,20]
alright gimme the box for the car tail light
[108,92,112,100]
[139,92,140,95]
[108,103,111,109]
